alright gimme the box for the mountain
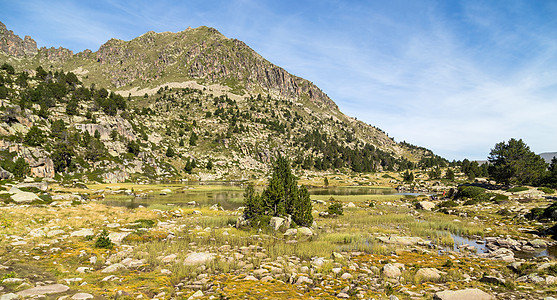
[0,21,439,182]
[540,152,557,164]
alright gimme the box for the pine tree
[243,155,313,227]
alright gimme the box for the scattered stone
[382,263,401,278]
[297,227,313,236]
[108,232,130,244]
[71,293,93,299]
[346,202,356,208]
[9,187,40,203]
[244,275,258,281]
[311,257,325,267]
[529,239,547,248]
[17,284,70,297]
[161,269,172,275]
[10,241,27,246]
[47,229,65,237]
[77,267,93,273]
[434,288,493,300]
[161,254,177,263]
[0,294,18,300]
[269,217,285,231]
[101,263,125,273]
[337,292,350,298]
[295,276,313,285]
[417,201,435,211]
[2,278,25,284]
[332,252,344,260]
[70,229,94,237]
[284,228,297,236]
[188,290,203,300]
[415,268,441,282]
[184,252,215,265]
[340,273,353,280]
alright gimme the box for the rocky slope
[0,21,438,183]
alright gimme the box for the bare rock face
[0,21,38,57]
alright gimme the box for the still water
[104,184,398,210]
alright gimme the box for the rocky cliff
[0,21,38,57]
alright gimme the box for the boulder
[0,294,18,300]
[9,188,40,203]
[160,254,177,263]
[417,201,435,211]
[346,202,356,208]
[16,284,70,297]
[71,229,94,237]
[489,247,514,262]
[297,227,313,236]
[332,252,344,260]
[529,239,547,248]
[434,288,493,300]
[415,268,441,282]
[108,232,130,244]
[340,273,353,280]
[295,276,313,285]
[188,290,204,299]
[382,263,401,278]
[15,181,48,191]
[101,263,125,273]
[184,252,215,265]
[47,229,65,237]
[284,228,297,236]
[269,217,285,231]
[72,293,94,300]
[0,167,13,179]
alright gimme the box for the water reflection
[105,185,398,209]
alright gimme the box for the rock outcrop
[0,21,38,57]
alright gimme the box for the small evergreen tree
[12,157,30,178]
[445,168,455,180]
[127,140,140,156]
[242,155,313,227]
[189,131,198,146]
[402,170,414,183]
[24,125,46,146]
[165,146,176,157]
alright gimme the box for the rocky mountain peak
[0,21,38,57]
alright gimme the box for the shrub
[94,230,114,249]
[438,200,459,208]
[457,186,490,202]
[542,202,557,221]
[327,198,344,216]
[490,193,509,204]
[526,207,545,220]
[539,187,555,194]
[508,186,529,193]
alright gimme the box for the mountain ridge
[0,21,440,183]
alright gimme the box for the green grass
[508,186,529,193]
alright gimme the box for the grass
[1,183,554,299]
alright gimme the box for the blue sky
[1,0,557,160]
